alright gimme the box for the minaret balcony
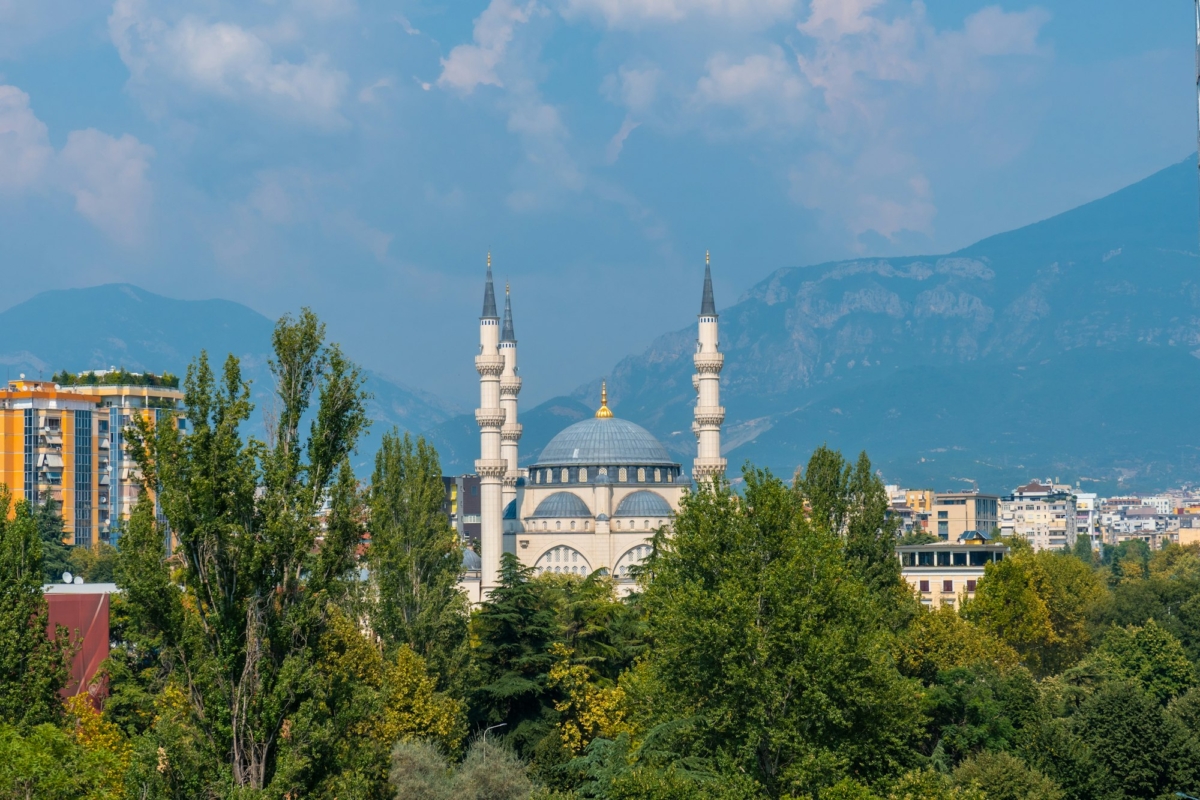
[475,459,508,479]
[475,409,507,428]
[475,354,505,376]
[691,373,700,391]
[500,376,523,395]
[501,423,523,441]
[693,406,726,426]
[693,353,724,372]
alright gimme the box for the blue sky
[0,0,1193,408]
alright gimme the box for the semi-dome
[614,490,673,517]
[537,417,674,466]
[530,491,592,518]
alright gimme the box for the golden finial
[487,251,491,269]
[595,380,614,419]
[506,281,510,295]
[706,249,710,266]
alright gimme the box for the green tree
[35,496,71,585]
[67,541,117,583]
[121,309,370,792]
[1070,535,1093,566]
[895,603,1019,684]
[469,553,561,760]
[390,736,536,800]
[951,751,1063,800]
[0,723,126,799]
[964,549,1106,677]
[0,494,70,727]
[1093,619,1196,705]
[633,468,925,797]
[369,430,469,692]
[925,664,1041,768]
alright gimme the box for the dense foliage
[52,369,180,388]
[4,316,1200,798]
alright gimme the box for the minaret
[499,283,522,528]
[475,253,507,592]
[693,251,726,485]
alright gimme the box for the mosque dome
[537,417,674,467]
[531,491,592,518]
[614,491,673,517]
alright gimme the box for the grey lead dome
[536,417,674,466]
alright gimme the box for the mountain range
[5,157,1198,493]
[0,284,458,471]
[428,156,1200,494]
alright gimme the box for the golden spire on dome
[706,249,710,266]
[487,250,491,269]
[595,381,614,419]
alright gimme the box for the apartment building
[0,370,187,548]
[442,474,482,547]
[999,480,1077,551]
[897,531,1010,608]
[1075,492,1101,550]
[932,491,999,540]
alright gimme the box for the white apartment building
[999,480,1077,551]
[1075,492,1100,550]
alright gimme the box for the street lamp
[1175,792,1200,800]
[483,723,507,737]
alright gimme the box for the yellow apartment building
[0,371,185,548]
[897,532,1010,608]
[932,491,1000,541]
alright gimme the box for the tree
[67,541,117,583]
[1092,619,1196,705]
[121,309,370,792]
[0,723,126,799]
[0,494,70,727]
[35,496,71,585]
[390,736,535,800]
[925,664,1040,768]
[633,468,925,797]
[895,604,1019,684]
[369,430,469,691]
[951,751,1063,800]
[469,553,561,760]
[963,550,1106,677]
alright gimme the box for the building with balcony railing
[897,531,1010,608]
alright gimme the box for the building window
[953,552,967,566]
[556,521,561,530]
[938,521,948,538]
[598,467,607,476]
[535,471,541,484]
[614,520,620,530]
[638,468,646,482]
[666,473,673,483]
[619,468,627,482]
[584,520,589,531]
[938,511,948,519]
[966,580,977,592]
[942,580,953,593]
[570,520,576,530]
[562,468,569,483]
[654,469,661,482]
[919,580,930,592]
[546,470,553,484]
[937,551,950,566]
[579,468,587,482]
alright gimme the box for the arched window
[570,520,576,530]
[598,467,607,476]
[562,468,569,483]
[546,469,553,484]
[579,467,587,482]
[619,467,627,482]
[638,468,646,482]
[654,469,661,482]
[556,520,562,530]
[542,521,548,531]
[584,520,590,531]
[535,471,541,484]
[644,519,650,529]
[666,473,673,483]
[614,520,620,530]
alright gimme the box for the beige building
[898,533,1010,608]
[999,480,1077,551]
[932,491,999,541]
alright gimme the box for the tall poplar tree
[0,494,70,727]
[368,431,468,691]
[123,309,369,792]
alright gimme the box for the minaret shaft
[499,284,522,524]
[693,253,726,484]
[476,256,506,593]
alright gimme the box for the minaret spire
[693,251,726,485]
[501,282,516,342]
[482,252,498,318]
[595,380,613,419]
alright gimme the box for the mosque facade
[463,255,726,601]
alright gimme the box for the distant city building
[0,373,183,550]
[932,491,999,541]
[1075,492,1101,550]
[897,531,1010,608]
[1141,495,1174,515]
[442,474,481,547]
[999,480,1077,551]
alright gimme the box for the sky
[0,0,1194,409]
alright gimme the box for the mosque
[462,254,726,601]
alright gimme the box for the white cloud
[962,5,1050,56]
[606,117,640,162]
[603,65,663,114]
[0,84,154,244]
[58,129,155,246]
[693,47,808,128]
[560,0,795,27]
[437,0,538,93]
[0,86,53,192]
[109,0,349,127]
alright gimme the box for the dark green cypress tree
[0,494,71,726]
[36,496,72,585]
[470,552,560,759]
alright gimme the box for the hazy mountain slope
[581,157,1200,493]
[0,284,458,470]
